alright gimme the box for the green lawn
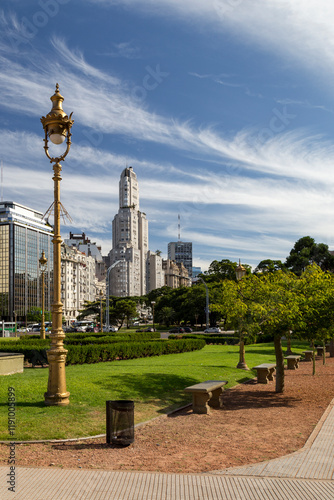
[0,341,309,441]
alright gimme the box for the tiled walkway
[1,399,334,500]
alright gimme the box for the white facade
[61,244,96,324]
[147,251,164,292]
[108,167,149,297]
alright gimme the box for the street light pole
[151,301,156,331]
[100,290,103,332]
[41,84,73,406]
[39,251,47,340]
[235,259,249,370]
[105,260,122,332]
[197,277,209,329]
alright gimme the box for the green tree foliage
[254,259,286,274]
[202,259,250,282]
[27,307,51,323]
[285,236,334,275]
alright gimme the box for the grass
[0,341,309,441]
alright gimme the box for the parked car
[204,327,221,333]
[183,327,193,333]
[103,326,118,332]
[136,327,154,332]
[169,327,185,333]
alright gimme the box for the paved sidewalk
[1,399,334,500]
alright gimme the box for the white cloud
[88,1,334,78]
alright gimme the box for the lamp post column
[151,301,156,331]
[235,259,249,371]
[44,162,70,405]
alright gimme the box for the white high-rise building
[108,167,148,297]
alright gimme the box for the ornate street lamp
[39,251,47,340]
[235,259,249,370]
[41,84,74,406]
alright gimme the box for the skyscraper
[0,201,53,322]
[108,167,148,296]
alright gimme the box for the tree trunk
[285,330,293,356]
[330,336,334,358]
[274,335,285,393]
[312,339,316,376]
[322,339,326,365]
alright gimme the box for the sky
[1,0,334,271]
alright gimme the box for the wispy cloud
[103,41,141,59]
[89,1,334,79]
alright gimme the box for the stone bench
[284,355,301,370]
[302,350,313,361]
[184,380,228,414]
[253,363,276,384]
[316,346,324,356]
[0,353,24,375]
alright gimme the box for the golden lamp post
[39,251,47,340]
[235,259,249,370]
[41,84,74,406]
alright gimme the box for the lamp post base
[44,347,70,406]
[237,361,250,370]
[237,340,249,370]
[44,392,70,406]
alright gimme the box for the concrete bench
[302,350,313,361]
[184,380,228,414]
[284,355,301,370]
[0,353,24,375]
[316,346,324,356]
[253,363,276,384]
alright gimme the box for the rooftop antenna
[178,214,181,241]
[1,159,3,202]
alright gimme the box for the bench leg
[209,387,224,408]
[268,368,275,381]
[256,369,269,384]
[287,359,295,370]
[192,392,211,414]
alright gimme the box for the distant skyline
[1,1,334,270]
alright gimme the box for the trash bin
[106,400,134,446]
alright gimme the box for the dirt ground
[1,355,333,474]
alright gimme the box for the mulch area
[1,355,333,474]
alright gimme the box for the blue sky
[1,0,334,271]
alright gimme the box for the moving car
[204,327,221,333]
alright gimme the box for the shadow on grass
[94,372,199,413]
[0,401,45,408]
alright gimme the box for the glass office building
[0,202,53,322]
[168,241,193,278]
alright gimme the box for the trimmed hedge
[169,334,241,345]
[65,339,205,364]
[0,344,48,366]
[64,333,160,345]
[0,338,205,365]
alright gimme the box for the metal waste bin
[106,400,134,446]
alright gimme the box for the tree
[157,306,175,327]
[294,264,334,373]
[254,259,286,274]
[112,299,138,328]
[27,307,51,323]
[203,259,251,283]
[286,236,334,275]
